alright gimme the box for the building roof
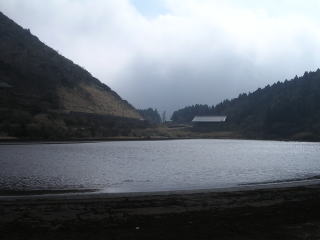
[192,115,227,122]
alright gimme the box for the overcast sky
[1,0,320,116]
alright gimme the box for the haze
[1,0,320,115]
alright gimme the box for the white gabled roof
[192,115,227,122]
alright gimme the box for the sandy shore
[1,181,320,239]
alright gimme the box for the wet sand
[1,182,320,239]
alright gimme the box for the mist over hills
[0,12,144,139]
[1,10,319,141]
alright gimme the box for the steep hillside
[172,70,320,140]
[0,11,140,119]
[0,12,146,139]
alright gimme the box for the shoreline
[1,137,319,145]
[2,182,320,239]
[0,137,192,145]
[1,177,320,199]
[1,140,320,239]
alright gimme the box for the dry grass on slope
[58,83,141,119]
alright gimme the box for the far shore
[1,136,319,145]
[0,136,189,144]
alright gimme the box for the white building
[192,115,227,123]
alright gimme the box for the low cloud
[1,0,320,115]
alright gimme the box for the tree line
[138,108,161,124]
[171,69,320,140]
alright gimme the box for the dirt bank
[1,183,320,239]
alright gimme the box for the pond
[0,139,320,193]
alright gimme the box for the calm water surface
[0,139,320,193]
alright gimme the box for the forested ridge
[172,69,320,140]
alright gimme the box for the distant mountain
[172,70,320,140]
[0,12,143,139]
